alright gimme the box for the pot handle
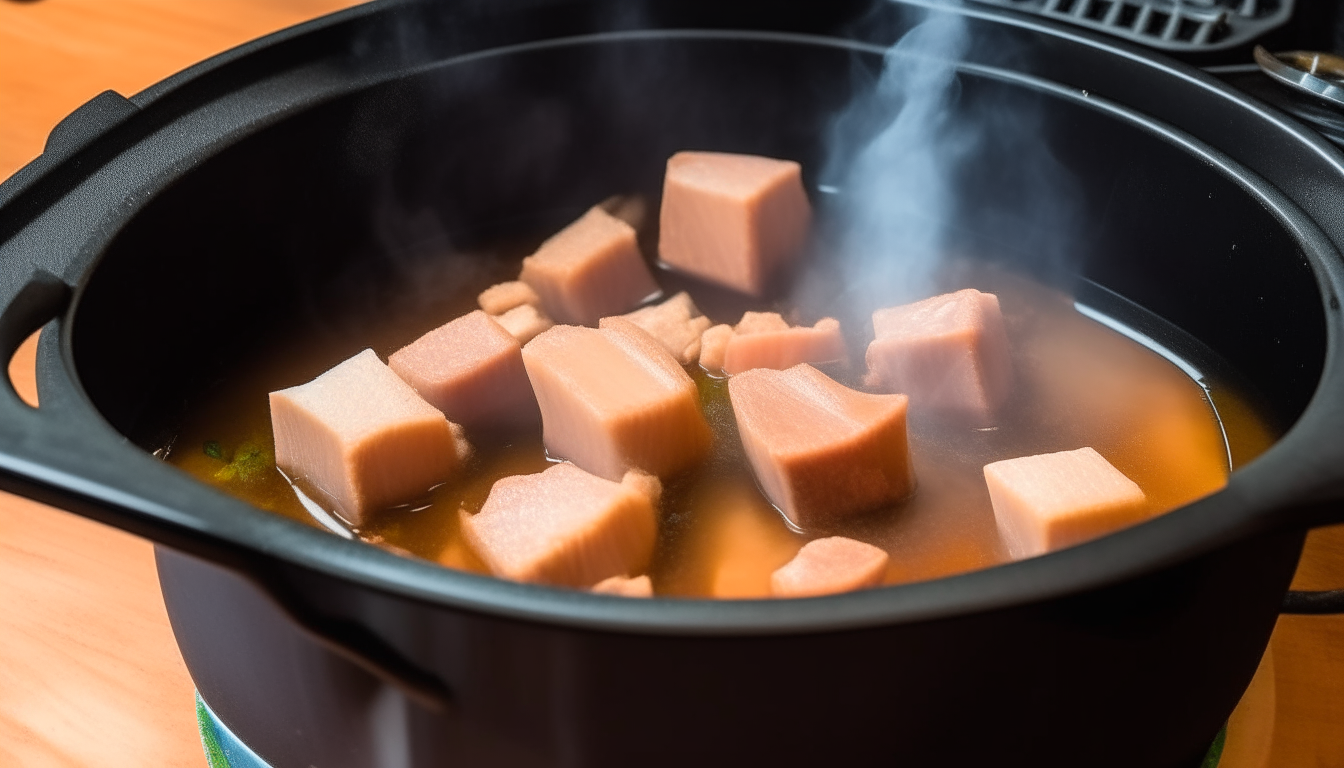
[1282,589,1344,614]
[0,272,454,712]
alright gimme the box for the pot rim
[2,0,1342,637]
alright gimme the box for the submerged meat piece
[983,447,1148,559]
[522,320,711,480]
[388,310,538,431]
[597,194,649,232]
[494,303,554,345]
[865,289,1012,423]
[270,349,471,525]
[729,364,913,528]
[461,463,657,587]
[722,312,846,375]
[698,324,734,375]
[478,281,540,316]
[591,574,654,597]
[601,291,712,366]
[659,151,811,295]
[770,537,890,598]
[519,206,659,326]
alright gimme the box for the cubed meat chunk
[270,349,471,525]
[388,310,538,431]
[519,206,659,326]
[591,574,654,597]
[658,151,812,296]
[478,281,540,315]
[729,364,913,528]
[522,320,711,480]
[698,324,734,376]
[722,312,846,375]
[461,463,657,587]
[494,303,554,345]
[770,537,890,598]
[601,291,712,366]
[983,447,1148,559]
[865,289,1012,423]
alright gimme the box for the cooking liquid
[166,261,1274,598]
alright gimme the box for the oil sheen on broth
[166,250,1273,599]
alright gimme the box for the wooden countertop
[0,2,1341,766]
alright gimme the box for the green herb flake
[213,438,274,483]
[203,441,224,460]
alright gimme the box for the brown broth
[165,261,1275,598]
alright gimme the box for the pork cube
[388,310,537,431]
[601,291,712,366]
[770,537,890,598]
[658,151,811,295]
[983,447,1148,559]
[478,281,540,315]
[729,364,913,528]
[722,312,846,375]
[519,206,659,326]
[461,463,657,587]
[494,303,554,345]
[522,320,711,480]
[865,289,1012,423]
[592,574,654,597]
[270,349,470,525]
[698,324,734,375]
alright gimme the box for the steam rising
[810,8,1080,315]
[823,14,974,304]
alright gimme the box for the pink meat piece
[601,291,712,366]
[658,151,812,296]
[591,574,654,597]
[698,323,734,375]
[722,312,846,375]
[729,364,914,528]
[519,206,660,326]
[770,537,890,598]
[522,320,712,481]
[984,447,1148,559]
[477,281,540,315]
[461,463,657,587]
[494,303,554,345]
[388,310,538,431]
[865,289,1012,423]
[270,349,471,525]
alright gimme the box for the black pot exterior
[159,525,1305,768]
[2,1,1344,767]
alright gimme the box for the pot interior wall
[71,34,1325,453]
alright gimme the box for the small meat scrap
[729,364,913,528]
[461,463,657,588]
[601,291,712,366]
[494,303,554,345]
[388,310,538,431]
[721,312,846,375]
[865,289,1012,423]
[983,447,1148,559]
[698,323,734,375]
[478,280,540,316]
[270,349,470,525]
[659,151,812,296]
[522,320,711,481]
[591,574,654,597]
[770,537,890,598]
[519,205,660,326]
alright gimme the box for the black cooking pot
[2,1,1343,766]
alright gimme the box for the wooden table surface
[0,2,1341,767]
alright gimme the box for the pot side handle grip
[0,272,454,712]
[0,90,138,214]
